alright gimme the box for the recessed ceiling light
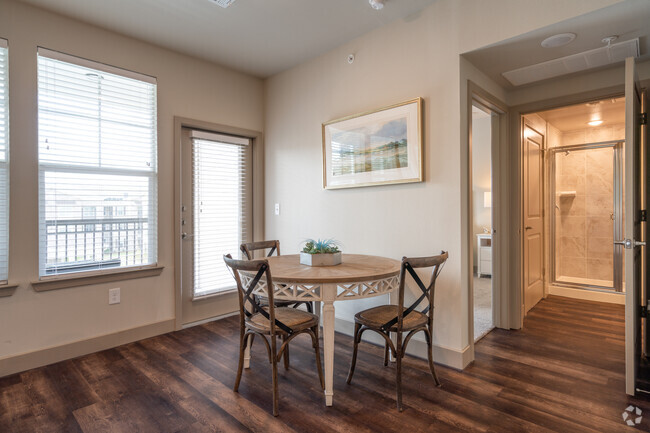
[541,33,576,48]
[369,0,384,10]
[588,120,604,126]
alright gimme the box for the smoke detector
[209,0,237,8]
[369,0,384,10]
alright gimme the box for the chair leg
[384,340,389,366]
[395,352,403,412]
[346,322,362,384]
[425,329,441,387]
[282,335,290,370]
[234,332,247,392]
[272,354,279,417]
[312,325,325,389]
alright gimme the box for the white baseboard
[334,316,471,370]
[548,285,625,304]
[0,319,175,378]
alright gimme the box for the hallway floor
[0,296,648,432]
[474,274,493,340]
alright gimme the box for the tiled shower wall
[554,123,624,284]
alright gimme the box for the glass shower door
[550,141,624,291]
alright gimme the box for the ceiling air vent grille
[502,38,639,86]
[209,0,237,8]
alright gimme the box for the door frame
[466,82,508,358]
[509,85,624,328]
[173,117,264,330]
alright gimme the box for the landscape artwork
[322,98,422,189]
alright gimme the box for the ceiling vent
[502,38,639,86]
[209,0,237,8]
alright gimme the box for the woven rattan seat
[355,306,428,332]
[248,307,319,333]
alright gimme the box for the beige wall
[0,0,263,363]
[264,0,623,360]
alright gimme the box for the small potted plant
[300,239,342,266]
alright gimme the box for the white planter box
[300,252,342,267]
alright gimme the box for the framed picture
[322,98,423,189]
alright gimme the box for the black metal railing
[45,217,150,274]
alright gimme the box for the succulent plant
[302,238,341,254]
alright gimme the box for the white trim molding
[0,319,174,377]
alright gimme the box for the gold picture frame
[322,98,423,189]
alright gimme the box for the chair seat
[247,307,319,334]
[354,305,428,332]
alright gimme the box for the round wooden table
[241,253,401,406]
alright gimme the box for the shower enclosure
[549,140,625,292]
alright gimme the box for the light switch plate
[274,203,280,215]
[109,288,120,305]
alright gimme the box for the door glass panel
[551,144,623,290]
[192,137,250,297]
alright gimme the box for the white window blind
[0,40,9,283]
[37,48,158,277]
[192,131,251,297]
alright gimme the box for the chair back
[223,254,293,336]
[381,251,448,332]
[240,240,281,260]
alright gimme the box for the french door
[180,127,252,326]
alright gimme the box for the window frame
[35,48,159,283]
[0,38,10,286]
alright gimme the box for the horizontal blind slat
[192,136,250,297]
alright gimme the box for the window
[191,130,251,296]
[0,39,8,283]
[37,48,157,277]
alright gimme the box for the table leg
[322,286,335,406]
[244,336,252,369]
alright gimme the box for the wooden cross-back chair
[240,240,314,314]
[346,251,448,411]
[223,254,324,417]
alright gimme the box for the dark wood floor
[2,295,650,432]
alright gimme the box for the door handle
[182,232,194,240]
[525,226,533,230]
[614,239,646,249]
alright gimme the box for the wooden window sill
[31,266,164,292]
[0,283,18,297]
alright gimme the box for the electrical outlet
[274,203,280,215]
[109,288,120,305]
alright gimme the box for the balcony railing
[45,217,150,275]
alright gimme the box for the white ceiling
[537,97,625,132]
[462,0,650,89]
[18,0,436,78]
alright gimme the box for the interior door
[624,57,648,395]
[523,125,545,313]
[180,128,251,326]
